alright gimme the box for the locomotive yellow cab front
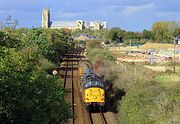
[84,88,105,104]
[82,75,105,107]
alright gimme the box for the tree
[93,29,108,40]
[71,29,83,36]
[4,15,18,30]
[0,28,71,123]
[124,31,137,40]
[152,21,178,43]
[107,27,125,43]
[142,29,153,40]
[0,47,71,123]
[174,28,180,37]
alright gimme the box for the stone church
[42,8,108,30]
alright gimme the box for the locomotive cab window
[85,82,92,88]
[84,81,104,88]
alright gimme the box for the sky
[0,0,180,31]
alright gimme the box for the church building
[42,8,108,30]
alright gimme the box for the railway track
[63,61,68,88]
[61,50,75,124]
[88,112,107,124]
[71,52,75,124]
[61,48,108,124]
[99,112,107,124]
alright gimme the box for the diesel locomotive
[79,62,105,110]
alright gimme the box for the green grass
[154,73,180,88]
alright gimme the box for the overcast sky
[0,0,180,31]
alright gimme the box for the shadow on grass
[105,80,125,113]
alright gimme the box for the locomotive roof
[83,74,104,88]
[84,74,102,83]
[84,69,93,74]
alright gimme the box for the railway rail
[71,52,75,124]
[88,112,107,124]
[60,48,108,124]
[63,61,68,88]
[100,112,107,124]
[61,50,75,124]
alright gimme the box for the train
[79,61,105,110]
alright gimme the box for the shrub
[0,28,71,123]
[0,48,71,123]
[120,73,180,124]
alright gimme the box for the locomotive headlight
[93,96,97,99]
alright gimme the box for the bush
[86,40,102,50]
[0,48,71,123]
[120,82,180,124]
[87,48,116,62]
[120,72,180,124]
[0,28,71,123]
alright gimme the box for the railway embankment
[86,40,180,124]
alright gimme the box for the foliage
[38,56,56,72]
[0,30,22,49]
[174,28,180,37]
[71,29,83,36]
[1,28,68,63]
[120,79,180,124]
[152,21,178,43]
[71,28,93,36]
[0,15,18,30]
[86,40,102,50]
[86,40,116,62]
[93,29,108,39]
[0,28,71,123]
[142,29,154,40]
[119,70,180,124]
[87,48,116,62]
[124,31,138,40]
[107,27,125,43]
[0,48,71,123]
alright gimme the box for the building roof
[50,21,76,27]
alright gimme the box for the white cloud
[156,11,180,22]
[54,11,85,20]
[157,11,180,17]
[122,2,155,16]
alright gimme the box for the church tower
[42,8,50,28]
[76,20,84,30]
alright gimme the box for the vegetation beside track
[0,28,71,123]
[86,40,180,124]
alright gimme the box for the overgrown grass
[87,48,116,62]
[38,56,56,72]
[119,68,180,124]
[120,73,180,124]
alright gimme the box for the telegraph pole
[173,38,176,73]
[173,37,179,73]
